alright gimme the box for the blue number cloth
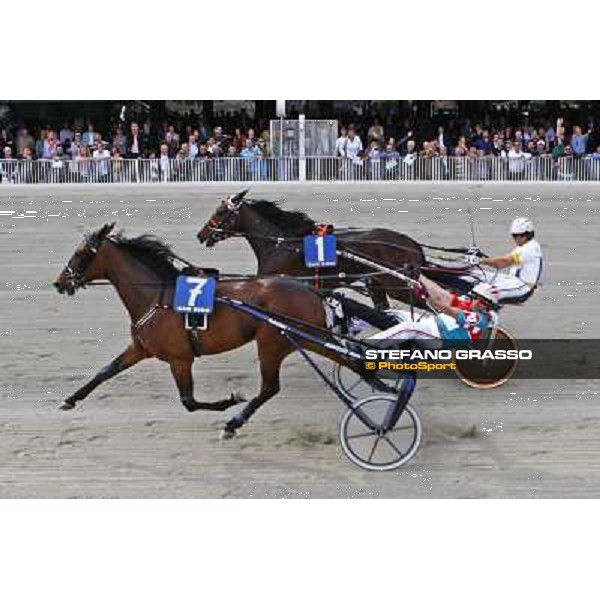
[303,234,337,268]
[173,276,216,314]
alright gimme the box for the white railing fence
[1,156,600,184]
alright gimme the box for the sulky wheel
[454,326,519,389]
[339,394,422,471]
[332,363,403,402]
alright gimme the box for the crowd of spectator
[329,116,600,181]
[335,117,600,161]
[0,118,275,183]
[1,112,600,183]
[0,118,272,161]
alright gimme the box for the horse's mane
[247,200,315,235]
[111,233,182,281]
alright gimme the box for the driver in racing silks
[460,217,543,304]
[341,282,499,411]
[367,282,499,344]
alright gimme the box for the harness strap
[188,328,203,357]
[133,305,160,330]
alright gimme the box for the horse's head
[54,222,116,295]
[197,189,249,247]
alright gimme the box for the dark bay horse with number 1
[53,223,365,437]
[196,190,426,309]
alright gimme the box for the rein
[205,223,433,257]
[86,269,390,288]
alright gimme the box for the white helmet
[510,217,534,235]
[471,283,500,305]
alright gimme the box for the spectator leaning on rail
[127,122,145,158]
[93,140,111,182]
[51,146,68,183]
[68,132,83,160]
[1,147,18,183]
[112,125,127,156]
[111,147,124,182]
[126,122,144,182]
[335,126,348,157]
[240,138,262,180]
[507,141,530,180]
[75,146,92,182]
[382,140,400,179]
[158,143,171,182]
[19,147,34,183]
[571,125,591,157]
[344,126,363,162]
[403,139,418,165]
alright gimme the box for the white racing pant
[368,310,445,348]
[460,269,533,302]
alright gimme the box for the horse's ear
[98,222,116,238]
[232,188,250,204]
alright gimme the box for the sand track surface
[1,183,598,497]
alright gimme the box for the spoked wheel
[339,394,422,471]
[332,364,402,401]
[454,326,519,389]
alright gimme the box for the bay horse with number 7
[53,222,367,437]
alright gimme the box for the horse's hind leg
[221,340,289,438]
[60,343,147,410]
[169,360,244,413]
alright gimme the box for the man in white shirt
[68,132,82,159]
[507,141,531,179]
[403,139,418,166]
[467,217,543,303]
[344,126,363,161]
[158,143,171,182]
[335,127,348,157]
[92,140,111,182]
[188,135,199,159]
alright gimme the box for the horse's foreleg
[169,360,243,413]
[221,344,288,438]
[60,343,147,410]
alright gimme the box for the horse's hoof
[60,402,75,411]
[220,428,236,441]
[231,391,248,405]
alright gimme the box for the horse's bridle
[204,200,298,250]
[63,234,107,290]
[205,201,243,244]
